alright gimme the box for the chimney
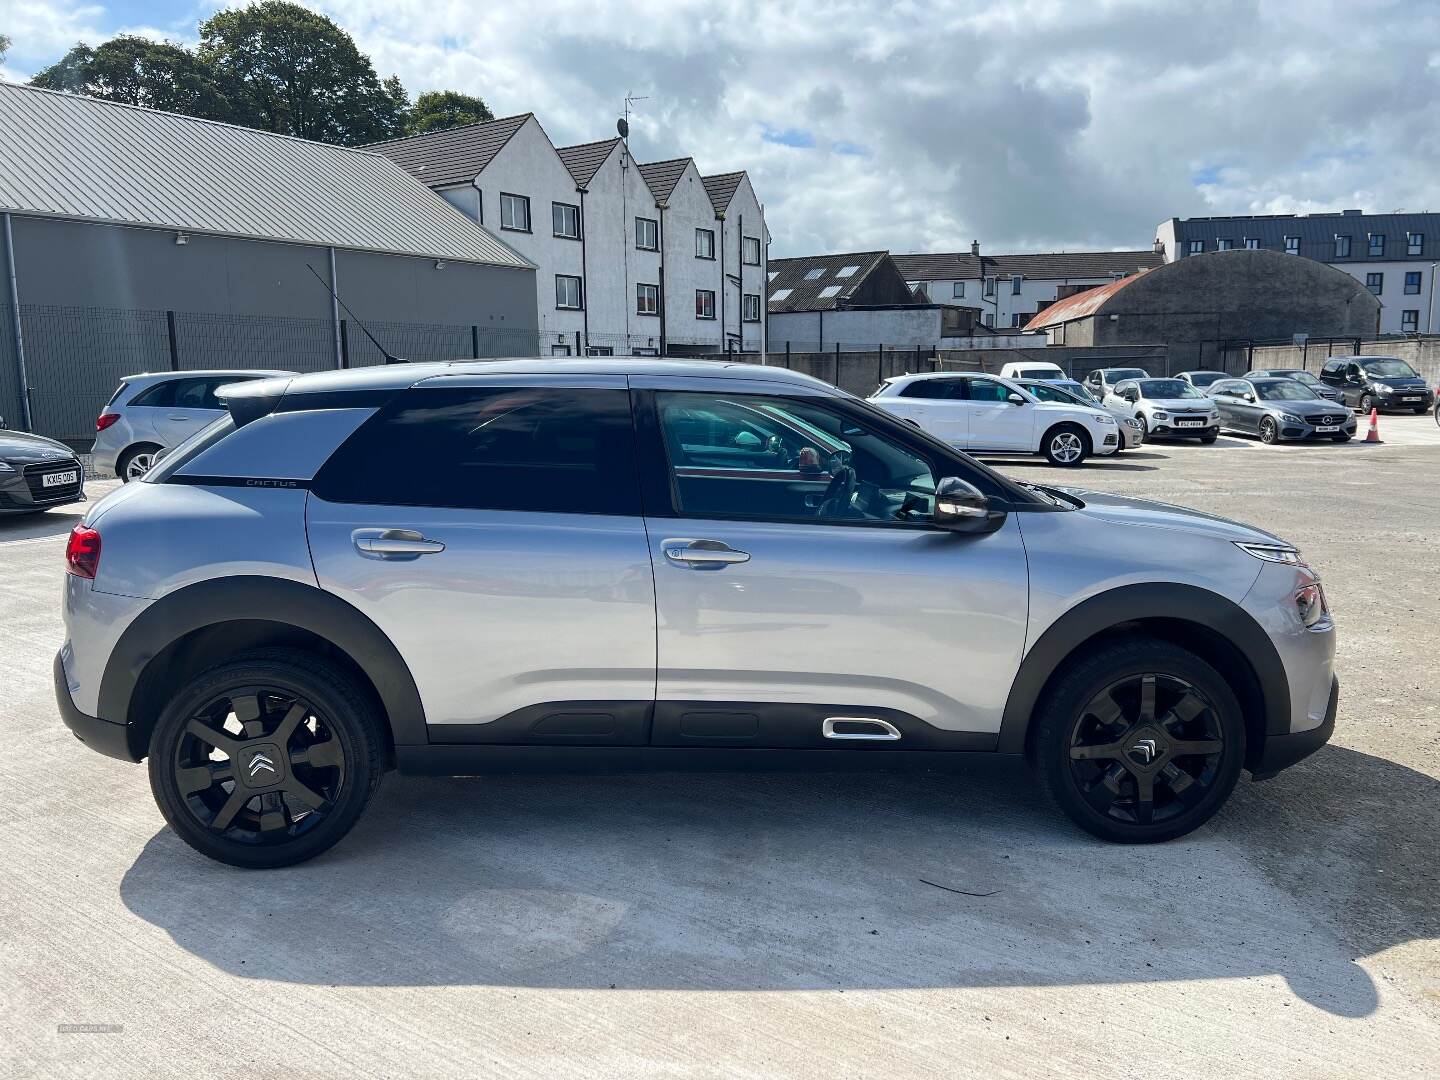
[970,240,980,257]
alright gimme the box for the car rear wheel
[1031,637,1245,843]
[147,649,384,868]
[1258,417,1279,444]
[1358,393,1375,414]
[1042,424,1089,467]
[117,443,161,483]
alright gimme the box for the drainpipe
[760,216,769,364]
[2,213,31,431]
[578,188,590,352]
[1428,261,1438,334]
[657,203,667,357]
[717,211,726,354]
[327,247,343,370]
[737,212,744,353]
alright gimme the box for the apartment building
[1155,211,1440,335]
[370,116,768,355]
[893,245,1163,330]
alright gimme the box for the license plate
[1401,396,1421,402]
[1176,419,1205,428]
[42,469,78,488]
[1314,425,1339,433]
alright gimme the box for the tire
[1358,393,1375,415]
[147,648,384,868]
[1258,417,1279,444]
[1136,414,1150,442]
[1198,431,1218,444]
[117,443,162,483]
[1030,637,1245,844]
[1042,424,1090,467]
[1414,406,1429,415]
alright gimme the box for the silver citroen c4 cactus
[55,359,1338,867]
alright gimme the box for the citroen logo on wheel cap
[1129,738,1159,765]
[247,752,277,778]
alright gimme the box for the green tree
[405,89,494,135]
[0,35,11,66]
[32,36,230,117]
[198,1,407,144]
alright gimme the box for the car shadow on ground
[118,744,1435,1017]
[977,457,1160,472]
[0,505,87,542]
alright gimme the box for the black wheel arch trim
[97,575,427,753]
[996,582,1291,756]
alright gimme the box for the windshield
[1186,372,1226,387]
[1272,370,1322,386]
[1136,379,1200,399]
[1107,368,1149,381]
[1360,358,1419,378]
[1254,381,1320,401]
[1016,367,1064,380]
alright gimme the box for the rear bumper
[54,651,142,762]
[1250,675,1337,780]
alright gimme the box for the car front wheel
[1043,424,1090,466]
[147,649,384,868]
[1358,393,1375,414]
[1258,417,1279,444]
[1031,637,1245,843]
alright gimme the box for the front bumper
[54,651,143,762]
[0,460,86,515]
[1374,389,1434,411]
[1250,675,1338,780]
[1149,421,1218,439]
[1277,414,1358,440]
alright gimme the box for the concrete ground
[3,416,1438,1079]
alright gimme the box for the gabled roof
[0,83,530,269]
[367,113,532,189]
[701,171,745,214]
[894,250,1162,281]
[556,137,620,190]
[1023,274,1143,331]
[767,251,890,312]
[637,157,692,203]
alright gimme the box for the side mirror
[1006,392,1026,405]
[1243,393,1256,402]
[934,476,1007,534]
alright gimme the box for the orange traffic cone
[1364,407,1382,443]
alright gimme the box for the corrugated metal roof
[366,113,531,190]
[0,83,531,269]
[555,138,620,190]
[1023,274,1142,331]
[767,251,890,312]
[637,158,691,203]
[701,171,745,214]
[894,250,1161,281]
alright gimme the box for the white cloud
[10,0,1440,257]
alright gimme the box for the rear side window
[312,386,641,515]
[129,376,235,409]
[898,379,960,399]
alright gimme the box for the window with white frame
[1011,275,1023,294]
[500,193,530,232]
[552,202,580,239]
[695,289,715,319]
[696,228,715,259]
[1334,235,1351,257]
[555,274,583,309]
[635,217,659,251]
[1408,232,1424,256]
[742,236,761,265]
[636,283,659,315]
[1244,238,1260,250]
[1284,236,1300,254]
[1187,239,1204,255]
[952,281,965,298]
[1401,310,1419,332]
[743,294,761,322]
[983,276,996,297]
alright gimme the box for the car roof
[122,369,296,382]
[882,371,984,385]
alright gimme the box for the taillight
[96,413,120,432]
[65,525,101,579]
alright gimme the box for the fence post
[784,341,791,369]
[575,330,582,357]
[166,310,179,371]
[338,320,349,368]
[471,325,480,359]
[727,339,734,361]
[877,346,884,388]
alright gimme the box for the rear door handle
[661,538,750,566]
[167,415,192,422]
[353,528,446,559]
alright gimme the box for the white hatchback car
[93,370,294,481]
[870,372,1120,466]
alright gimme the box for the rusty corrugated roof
[1023,273,1144,331]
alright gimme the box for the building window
[951,281,965,298]
[771,288,792,302]
[1244,238,1260,250]
[695,228,715,259]
[836,265,860,278]
[817,285,842,299]
[1217,238,1234,251]
[1366,272,1383,295]
[1010,313,1021,327]
[552,202,580,240]
[1334,235,1351,258]
[804,267,825,280]
[500,193,530,232]
[695,289,715,319]
[1284,236,1300,254]
[636,283,658,316]
[1187,240,1204,255]
[635,217,658,251]
[555,274,583,310]
[743,293,761,322]
[1011,274,1022,294]
[1407,232,1423,256]
[1405,271,1422,295]
[983,276,996,297]
[1401,310,1419,332]
[742,236,761,265]
[983,312,995,328]
[1368,233,1385,257]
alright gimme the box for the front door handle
[661,538,750,566]
[353,528,446,559]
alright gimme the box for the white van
[998,361,1066,381]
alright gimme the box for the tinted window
[1106,368,1149,382]
[1185,371,1226,387]
[1359,358,1419,378]
[966,379,1015,403]
[898,379,962,400]
[313,386,640,514]
[130,376,245,410]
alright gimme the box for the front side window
[696,228,715,259]
[1404,271,1422,294]
[742,236,761,265]
[1402,310,1419,332]
[552,202,580,239]
[695,289,715,319]
[556,274,583,310]
[500,193,530,232]
[637,283,659,316]
[655,391,939,526]
[1407,232,1423,256]
[742,293,761,322]
[1368,233,1385,257]
[1366,272,1383,294]
[966,378,1016,403]
[312,386,640,515]
[1335,235,1351,258]
[636,217,659,251]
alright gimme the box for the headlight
[1375,384,1393,394]
[1123,417,1141,429]
[1280,412,1303,423]
[1234,541,1307,566]
[1296,582,1330,629]
[1152,410,1169,420]
[0,460,15,473]
[1091,413,1116,424]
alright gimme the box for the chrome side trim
[822,716,902,741]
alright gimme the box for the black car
[1207,378,1357,444]
[1245,368,1345,404]
[0,421,86,515]
[1318,356,1434,414]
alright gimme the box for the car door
[306,376,658,741]
[1227,380,1264,432]
[1209,381,1240,428]
[634,380,1030,745]
[150,377,230,446]
[964,376,1035,451]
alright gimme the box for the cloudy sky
[5,0,1439,258]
